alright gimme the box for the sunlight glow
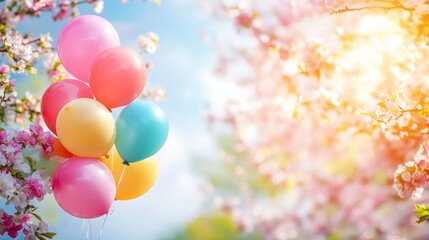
[331,14,407,105]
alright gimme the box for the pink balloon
[58,15,120,83]
[52,157,116,219]
[90,47,147,109]
[41,79,94,135]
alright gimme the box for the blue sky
[5,1,237,239]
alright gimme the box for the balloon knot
[122,161,130,166]
[108,108,112,112]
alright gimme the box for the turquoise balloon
[115,101,169,164]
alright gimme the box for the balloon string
[110,148,114,172]
[116,164,127,191]
[109,204,115,216]
[86,219,89,239]
[97,214,109,240]
[82,219,86,232]
[64,213,67,240]
[88,219,92,240]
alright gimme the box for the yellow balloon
[56,98,115,158]
[100,148,158,200]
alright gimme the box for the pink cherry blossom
[25,174,47,200]
[199,0,429,238]
[0,1,160,238]
[0,211,23,238]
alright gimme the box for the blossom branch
[331,5,412,14]
[330,0,413,14]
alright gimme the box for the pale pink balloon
[57,15,120,83]
[90,47,147,109]
[52,157,116,219]
[41,79,94,135]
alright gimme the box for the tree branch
[20,0,100,16]
[331,5,412,14]
[25,38,41,45]
[330,0,414,15]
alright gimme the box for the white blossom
[138,32,159,54]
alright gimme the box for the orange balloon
[52,137,73,159]
[100,148,158,200]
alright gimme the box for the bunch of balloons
[41,15,168,219]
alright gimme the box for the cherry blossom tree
[185,0,429,238]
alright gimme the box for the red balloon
[41,79,94,135]
[90,47,147,109]
[52,157,116,219]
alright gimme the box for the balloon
[90,47,147,109]
[52,157,115,219]
[56,98,115,158]
[100,148,158,200]
[57,15,120,83]
[52,137,73,159]
[115,101,168,163]
[41,79,94,135]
